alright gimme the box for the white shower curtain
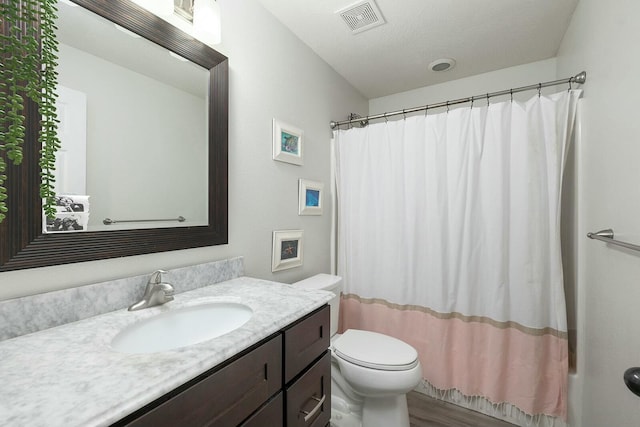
[334,90,581,421]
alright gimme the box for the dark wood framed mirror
[0,0,228,272]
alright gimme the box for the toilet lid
[332,329,419,371]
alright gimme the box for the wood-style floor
[408,392,517,427]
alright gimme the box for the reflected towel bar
[103,216,186,225]
[587,229,640,252]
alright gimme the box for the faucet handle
[149,269,168,284]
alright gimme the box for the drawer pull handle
[300,395,326,423]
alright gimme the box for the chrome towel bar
[587,229,640,252]
[103,216,186,225]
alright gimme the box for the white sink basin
[111,302,253,354]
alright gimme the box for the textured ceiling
[255,0,580,99]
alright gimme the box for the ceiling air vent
[337,0,386,34]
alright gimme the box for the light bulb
[193,0,221,45]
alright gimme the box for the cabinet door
[285,351,331,427]
[284,306,330,383]
[123,335,282,427]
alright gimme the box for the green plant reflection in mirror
[0,0,61,223]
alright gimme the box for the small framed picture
[273,118,303,165]
[272,229,304,272]
[43,195,90,233]
[298,179,324,216]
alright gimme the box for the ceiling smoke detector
[337,0,386,34]
[429,58,456,72]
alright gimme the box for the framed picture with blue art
[298,179,324,216]
[272,229,304,272]
[272,118,304,165]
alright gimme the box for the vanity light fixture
[193,0,222,45]
[136,0,222,45]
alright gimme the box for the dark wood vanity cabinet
[120,335,283,427]
[115,305,330,427]
[285,352,331,427]
[284,306,331,427]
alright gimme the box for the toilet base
[330,354,415,427]
[331,368,363,427]
[330,394,411,427]
[330,405,361,427]
[362,395,410,427]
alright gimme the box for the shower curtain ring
[510,89,513,103]
[538,83,542,98]
[568,79,573,92]
[446,101,450,113]
[486,93,490,106]
[402,109,406,120]
[424,105,429,117]
[384,114,388,123]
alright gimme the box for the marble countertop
[0,277,333,427]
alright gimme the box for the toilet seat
[332,329,419,371]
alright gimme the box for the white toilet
[294,274,422,427]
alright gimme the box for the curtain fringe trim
[342,294,568,339]
[415,379,567,427]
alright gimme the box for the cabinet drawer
[124,335,282,427]
[240,392,283,427]
[285,351,331,427]
[284,305,330,383]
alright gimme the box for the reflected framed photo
[298,179,324,216]
[272,118,303,165]
[272,229,304,272]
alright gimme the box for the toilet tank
[293,274,342,337]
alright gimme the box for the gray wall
[556,0,640,425]
[0,0,367,300]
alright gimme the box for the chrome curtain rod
[587,229,640,253]
[329,71,587,129]
[103,216,186,225]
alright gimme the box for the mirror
[55,1,210,231]
[0,0,228,271]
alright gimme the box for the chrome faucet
[128,270,175,311]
